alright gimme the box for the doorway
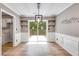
[28,20,48,42]
[2,11,13,55]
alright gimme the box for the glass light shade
[37,18,40,22]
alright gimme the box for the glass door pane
[38,21,47,42]
[38,21,46,36]
[30,21,37,36]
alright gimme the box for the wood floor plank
[2,42,71,56]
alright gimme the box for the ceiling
[3,3,73,17]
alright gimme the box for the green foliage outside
[30,21,46,35]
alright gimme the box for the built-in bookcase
[48,19,55,32]
[20,17,55,32]
[20,17,28,32]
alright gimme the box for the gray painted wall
[56,3,79,37]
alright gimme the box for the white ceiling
[3,3,73,17]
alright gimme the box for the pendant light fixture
[35,3,43,21]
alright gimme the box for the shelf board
[48,20,55,22]
[21,25,28,27]
[21,24,27,25]
[7,22,13,24]
[2,27,8,29]
[21,20,28,22]
[48,25,55,26]
[21,25,28,26]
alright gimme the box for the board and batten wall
[55,3,79,55]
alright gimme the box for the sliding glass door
[28,20,47,42]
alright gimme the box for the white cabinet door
[21,33,28,42]
[48,32,55,42]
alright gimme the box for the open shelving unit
[20,18,28,32]
[48,20,55,32]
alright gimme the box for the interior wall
[0,8,2,56]
[0,3,21,53]
[56,3,79,37]
[14,16,21,46]
[21,17,55,42]
[55,3,79,55]
[47,17,55,42]
[20,17,28,42]
[2,15,13,45]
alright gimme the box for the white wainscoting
[21,32,28,42]
[13,33,21,46]
[21,32,55,42]
[48,32,55,42]
[55,33,79,56]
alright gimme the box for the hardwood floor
[2,42,13,55]
[2,42,71,56]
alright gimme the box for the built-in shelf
[21,23,27,25]
[48,20,55,22]
[21,25,28,26]
[48,25,55,26]
[7,23,13,24]
[20,19,28,32]
[48,20,55,32]
[21,20,28,22]
[2,22,13,30]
